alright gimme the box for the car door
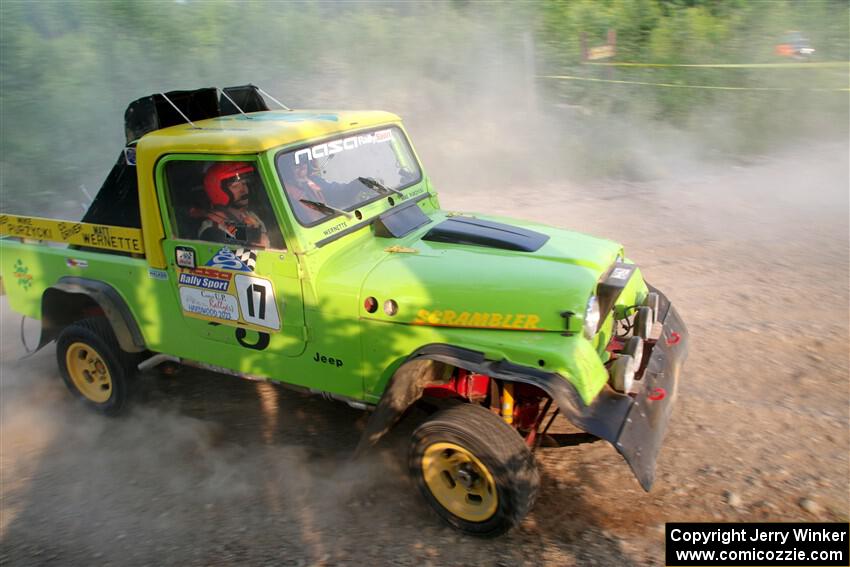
[156,155,307,362]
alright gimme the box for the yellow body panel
[0,214,144,254]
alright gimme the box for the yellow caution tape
[583,61,850,69]
[0,214,145,254]
[537,74,850,92]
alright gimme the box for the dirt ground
[1,142,847,566]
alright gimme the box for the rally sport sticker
[178,272,280,331]
[178,268,231,292]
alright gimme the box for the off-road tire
[56,317,135,416]
[409,403,539,537]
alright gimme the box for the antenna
[219,88,251,119]
[158,92,197,128]
[255,86,291,111]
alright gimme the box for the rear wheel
[409,403,539,536]
[56,318,135,416]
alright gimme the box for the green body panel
[0,240,180,345]
[358,212,621,334]
[0,110,651,408]
[358,320,612,405]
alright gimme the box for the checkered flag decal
[234,248,257,271]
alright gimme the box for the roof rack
[123,84,289,143]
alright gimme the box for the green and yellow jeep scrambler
[0,86,688,536]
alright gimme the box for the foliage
[537,0,848,151]
[0,1,847,214]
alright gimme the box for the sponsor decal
[177,268,281,332]
[148,268,168,281]
[205,247,256,272]
[178,272,230,291]
[13,259,32,290]
[293,129,392,165]
[183,267,233,281]
[65,258,89,269]
[175,246,196,269]
[313,351,344,368]
[179,287,239,321]
[413,309,541,330]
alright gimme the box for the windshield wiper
[299,199,353,219]
[358,176,405,198]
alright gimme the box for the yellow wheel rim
[65,342,112,404]
[421,442,498,522]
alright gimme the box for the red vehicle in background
[775,31,816,60]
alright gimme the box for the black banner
[666,522,849,566]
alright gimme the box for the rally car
[0,85,688,536]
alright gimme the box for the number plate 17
[234,275,282,330]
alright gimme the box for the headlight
[644,291,659,324]
[583,295,600,339]
[634,305,653,339]
[610,354,636,393]
[624,335,644,370]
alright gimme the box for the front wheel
[409,403,539,536]
[56,318,135,416]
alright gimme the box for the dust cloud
[1,2,848,566]
[0,310,414,565]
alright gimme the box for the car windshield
[276,126,422,226]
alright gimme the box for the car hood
[359,213,623,332]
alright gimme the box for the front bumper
[553,286,688,490]
[615,286,688,489]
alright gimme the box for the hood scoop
[422,217,549,252]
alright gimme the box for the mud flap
[612,297,688,490]
[552,288,688,490]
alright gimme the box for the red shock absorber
[423,369,490,402]
[606,335,625,354]
[513,400,540,431]
[510,383,548,431]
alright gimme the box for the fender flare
[36,277,146,354]
[354,343,631,456]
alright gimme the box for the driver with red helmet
[198,162,270,248]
